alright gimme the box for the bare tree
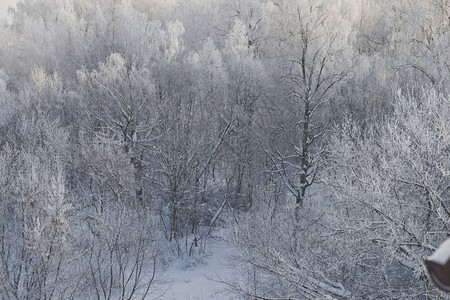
[263,0,353,212]
[77,53,157,203]
[0,117,75,299]
[150,41,232,253]
[222,20,268,210]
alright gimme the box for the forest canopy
[0,0,449,299]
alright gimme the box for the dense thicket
[0,0,449,299]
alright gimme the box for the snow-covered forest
[0,0,449,299]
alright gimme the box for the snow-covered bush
[229,185,350,299]
[326,89,450,298]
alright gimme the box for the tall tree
[264,0,353,210]
[77,53,156,203]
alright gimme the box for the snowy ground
[161,237,238,300]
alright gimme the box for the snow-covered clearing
[161,237,238,300]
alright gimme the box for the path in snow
[161,237,238,300]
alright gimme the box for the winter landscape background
[0,0,449,299]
